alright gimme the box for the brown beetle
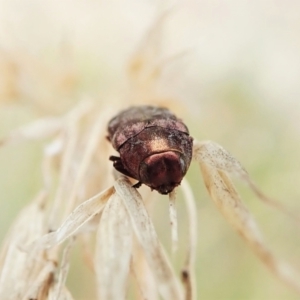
[107,106,193,194]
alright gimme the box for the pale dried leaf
[180,179,197,300]
[0,117,62,147]
[50,238,75,300]
[32,187,113,249]
[114,176,184,300]
[131,242,159,300]
[193,140,300,293]
[193,140,246,176]
[21,261,56,300]
[244,176,300,224]
[48,287,74,300]
[62,108,115,218]
[48,120,80,229]
[193,140,300,223]
[0,98,93,148]
[42,136,64,191]
[0,191,48,300]
[79,233,96,271]
[169,190,178,254]
[44,136,64,157]
[96,193,133,300]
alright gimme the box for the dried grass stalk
[0,191,50,300]
[180,179,197,300]
[50,238,75,300]
[114,176,184,300]
[2,8,299,300]
[48,286,74,300]
[61,108,115,219]
[131,241,159,300]
[0,117,62,147]
[193,140,300,293]
[169,190,178,254]
[32,187,114,250]
[96,193,133,300]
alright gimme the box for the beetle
[107,105,193,194]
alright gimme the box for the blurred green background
[1,1,300,299]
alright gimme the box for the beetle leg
[132,181,142,189]
[109,156,143,189]
[109,156,133,178]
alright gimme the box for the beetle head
[139,151,188,195]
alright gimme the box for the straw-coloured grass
[1,12,300,300]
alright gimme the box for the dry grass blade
[47,120,80,229]
[131,242,159,300]
[0,99,93,148]
[62,108,114,219]
[0,191,49,300]
[48,287,74,300]
[0,117,62,147]
[21,260,56,300]
[169,190,178,254]
[180,179,197,300]
[114,176,184,300]
[194,140,300,223]
[193,140,246,175]
[244,176,300,225]
[193,140,300,294]
[96,193,133,300]
[50,238,75,300]
[32,187,114,249]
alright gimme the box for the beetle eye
[179,157,186,171]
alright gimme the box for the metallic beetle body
[107,106,193,194]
